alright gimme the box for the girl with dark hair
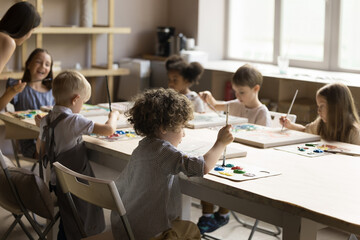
[165,55,205,112]
[281,83,360,144]
[0,1,41,109]
[7,48,54,158]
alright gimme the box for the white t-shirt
[185,91,205,113]
[227,99,271,127]
[39,105,94,155]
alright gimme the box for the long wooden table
[1,111,360,240]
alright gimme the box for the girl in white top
[166,55,205,113]
[281,83,360,145]
[0,2,40,110]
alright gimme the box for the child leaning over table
[37,70,120,240]
[197,64,271,234]
[280,82,360,145]
[111,88,234,239]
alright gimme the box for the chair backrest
[0,151,55,220]
[269,111,297,128]
[53,161,126,215]
[53,162,135,239]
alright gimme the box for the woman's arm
[0,33,16,74]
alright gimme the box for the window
[280,0,325,62]
[226,0,360,73]
[227,0,274,62]
[339,0,360,70]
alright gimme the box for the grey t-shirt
[111,137,204,239]
[227,99,271,127]
[39,105,94,184]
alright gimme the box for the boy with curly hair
[111,88,234,239]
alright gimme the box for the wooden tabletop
[2,111,360,237]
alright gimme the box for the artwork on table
[41,104,109,117]
[209,159,281,182]
[232,124,321,148]
[178,142,247,159]
[186,112,248,129]
[275,142,360,157]
[90,128,140,142]
[97,102,134,113]
[87,115,131,128]
[10,110,47,119]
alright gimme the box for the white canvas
[233,124,321,148]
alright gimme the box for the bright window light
[227,0,275,62]
[339,0,360,70]
[280,0,325,62]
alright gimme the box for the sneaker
[214,212,230,227]
[197,214,219,234]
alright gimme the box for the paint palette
[232,124,321,148]
[186,112,248,129]
[10,110,47,119]
[275,142,359,157]
[91,128,140,142]
[209,159,281,182]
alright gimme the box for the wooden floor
[0,160,352,240]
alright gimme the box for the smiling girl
[7,48,55,158]
[280,83,360,145]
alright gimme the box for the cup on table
[277,56,289,74]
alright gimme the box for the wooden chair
[269,111,297,128]
[0,150,59,240]
[53,161,135,240]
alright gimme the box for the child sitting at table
[166,55,205,112]
[197,64,271,234]
[111,88,234,239]
[7,48,54,158]
[38,70,120,240]
[280,82,360,145]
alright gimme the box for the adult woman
[0,1,41,110]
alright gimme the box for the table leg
[283,213,322,240]
[181,194,192,221]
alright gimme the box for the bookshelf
[0,0,131,101]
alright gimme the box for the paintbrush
[222,104,229,167]
[281,89,298,131]
[105,76,112,111]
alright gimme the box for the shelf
[0,68,130,80]
[34,27,131,34]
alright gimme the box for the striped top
[111,137,204,239]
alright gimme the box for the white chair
[269,111,297,128]
[53,161,135,240]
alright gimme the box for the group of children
[2,3,360,239]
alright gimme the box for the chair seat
[82,230,115,240]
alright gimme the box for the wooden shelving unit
[0,0,131,101]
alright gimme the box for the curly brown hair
[126,88,193,137]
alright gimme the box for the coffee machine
[156,27,175,57]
